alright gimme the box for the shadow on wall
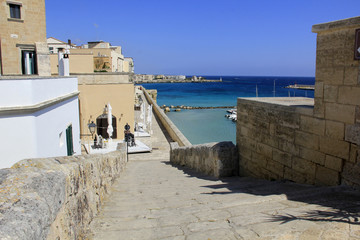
[166,162,360,226]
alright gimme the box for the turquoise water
[141,76,315,144]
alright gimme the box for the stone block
[284,167,311,185]
[299,147,325,165]
[319,136,350,159]
[256,142,273,158]
[325,102,355,124]
[325,120,344,140]
[292,157,316,176]
[272,148,292,168]
[278,139,299,155]
[349,144,358,163]
[344,66,360,86]
[323,84,338,103]
[274,125,296,142]
[338,86,360,105]
[300,116,325,136]
[315,166,340,186]
[342,162,360,186]
[314,81,324,98]
[325,155,343,171]
[345,124,360,145]
[313,98,325,118]
[239,145,252,160]
[316,66,344,85]
[251,151,268,168]
[295,131,319,150]
[266,160,284,177]
[356,106,360,124]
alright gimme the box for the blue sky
[46,1,359,76]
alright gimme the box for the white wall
[0,115,37,168]
[0,77,80,169]
[35,96,81,159]
[0,77,78,107]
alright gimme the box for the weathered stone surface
[345,124,360,145]
[324,155,343,172]
[325,120,344,140]
[0,148,127,240]
[315,166,340,186]
[323,84,338,103]
[170,141,238,178]
[325,102,355,124]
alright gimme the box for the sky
[46,0,359,77]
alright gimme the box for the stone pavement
[87,112,360,240]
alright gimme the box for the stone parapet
[142,87,191,147]
[170,141,238,178]
[0,146,127,240]
[76,73,133,84]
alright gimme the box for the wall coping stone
[0,147,127,240]
[312,16,360,33]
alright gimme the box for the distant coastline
[133,74,222,84]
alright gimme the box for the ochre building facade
[0,0,50,76]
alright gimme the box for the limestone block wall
[312,17,360,187]
[170,141,238,178]
[0,148,127,240]
[237,16,360,187]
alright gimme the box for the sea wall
[170,142,238,178]
[0,145,127,240]
[142,87,192,147]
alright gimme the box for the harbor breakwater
[160,105,235,112]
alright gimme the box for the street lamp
[88,121,96,138]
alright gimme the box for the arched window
[96,114,117,139]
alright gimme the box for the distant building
[47,37,76,54]
[48,39,134,74]
[124,57,134,73]
[0,0,50,76]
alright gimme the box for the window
[9,4,21,19]
[66,125,74,156]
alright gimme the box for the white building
[47,37,76,53]
[0,76,81,168]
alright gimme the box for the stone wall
[0,146,127,240]
[142,87,192,147]
[170,142,238,178]
[76,72,133,84]
[237,17,360,188]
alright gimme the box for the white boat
[227,108,236,114]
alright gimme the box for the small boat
[227,108,237,114]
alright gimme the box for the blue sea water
[140,76,315,144]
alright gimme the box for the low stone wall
[142,87,192,147]
[237,98,360,187]
[0,146,127,240]
[170,142,238,178]
[76,72,133,84]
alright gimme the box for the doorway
[21,50,37,75]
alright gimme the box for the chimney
[68,39,72,45]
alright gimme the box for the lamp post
[88,121,96,137]
[88,121,96,151]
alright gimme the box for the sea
[140,76,315,145]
